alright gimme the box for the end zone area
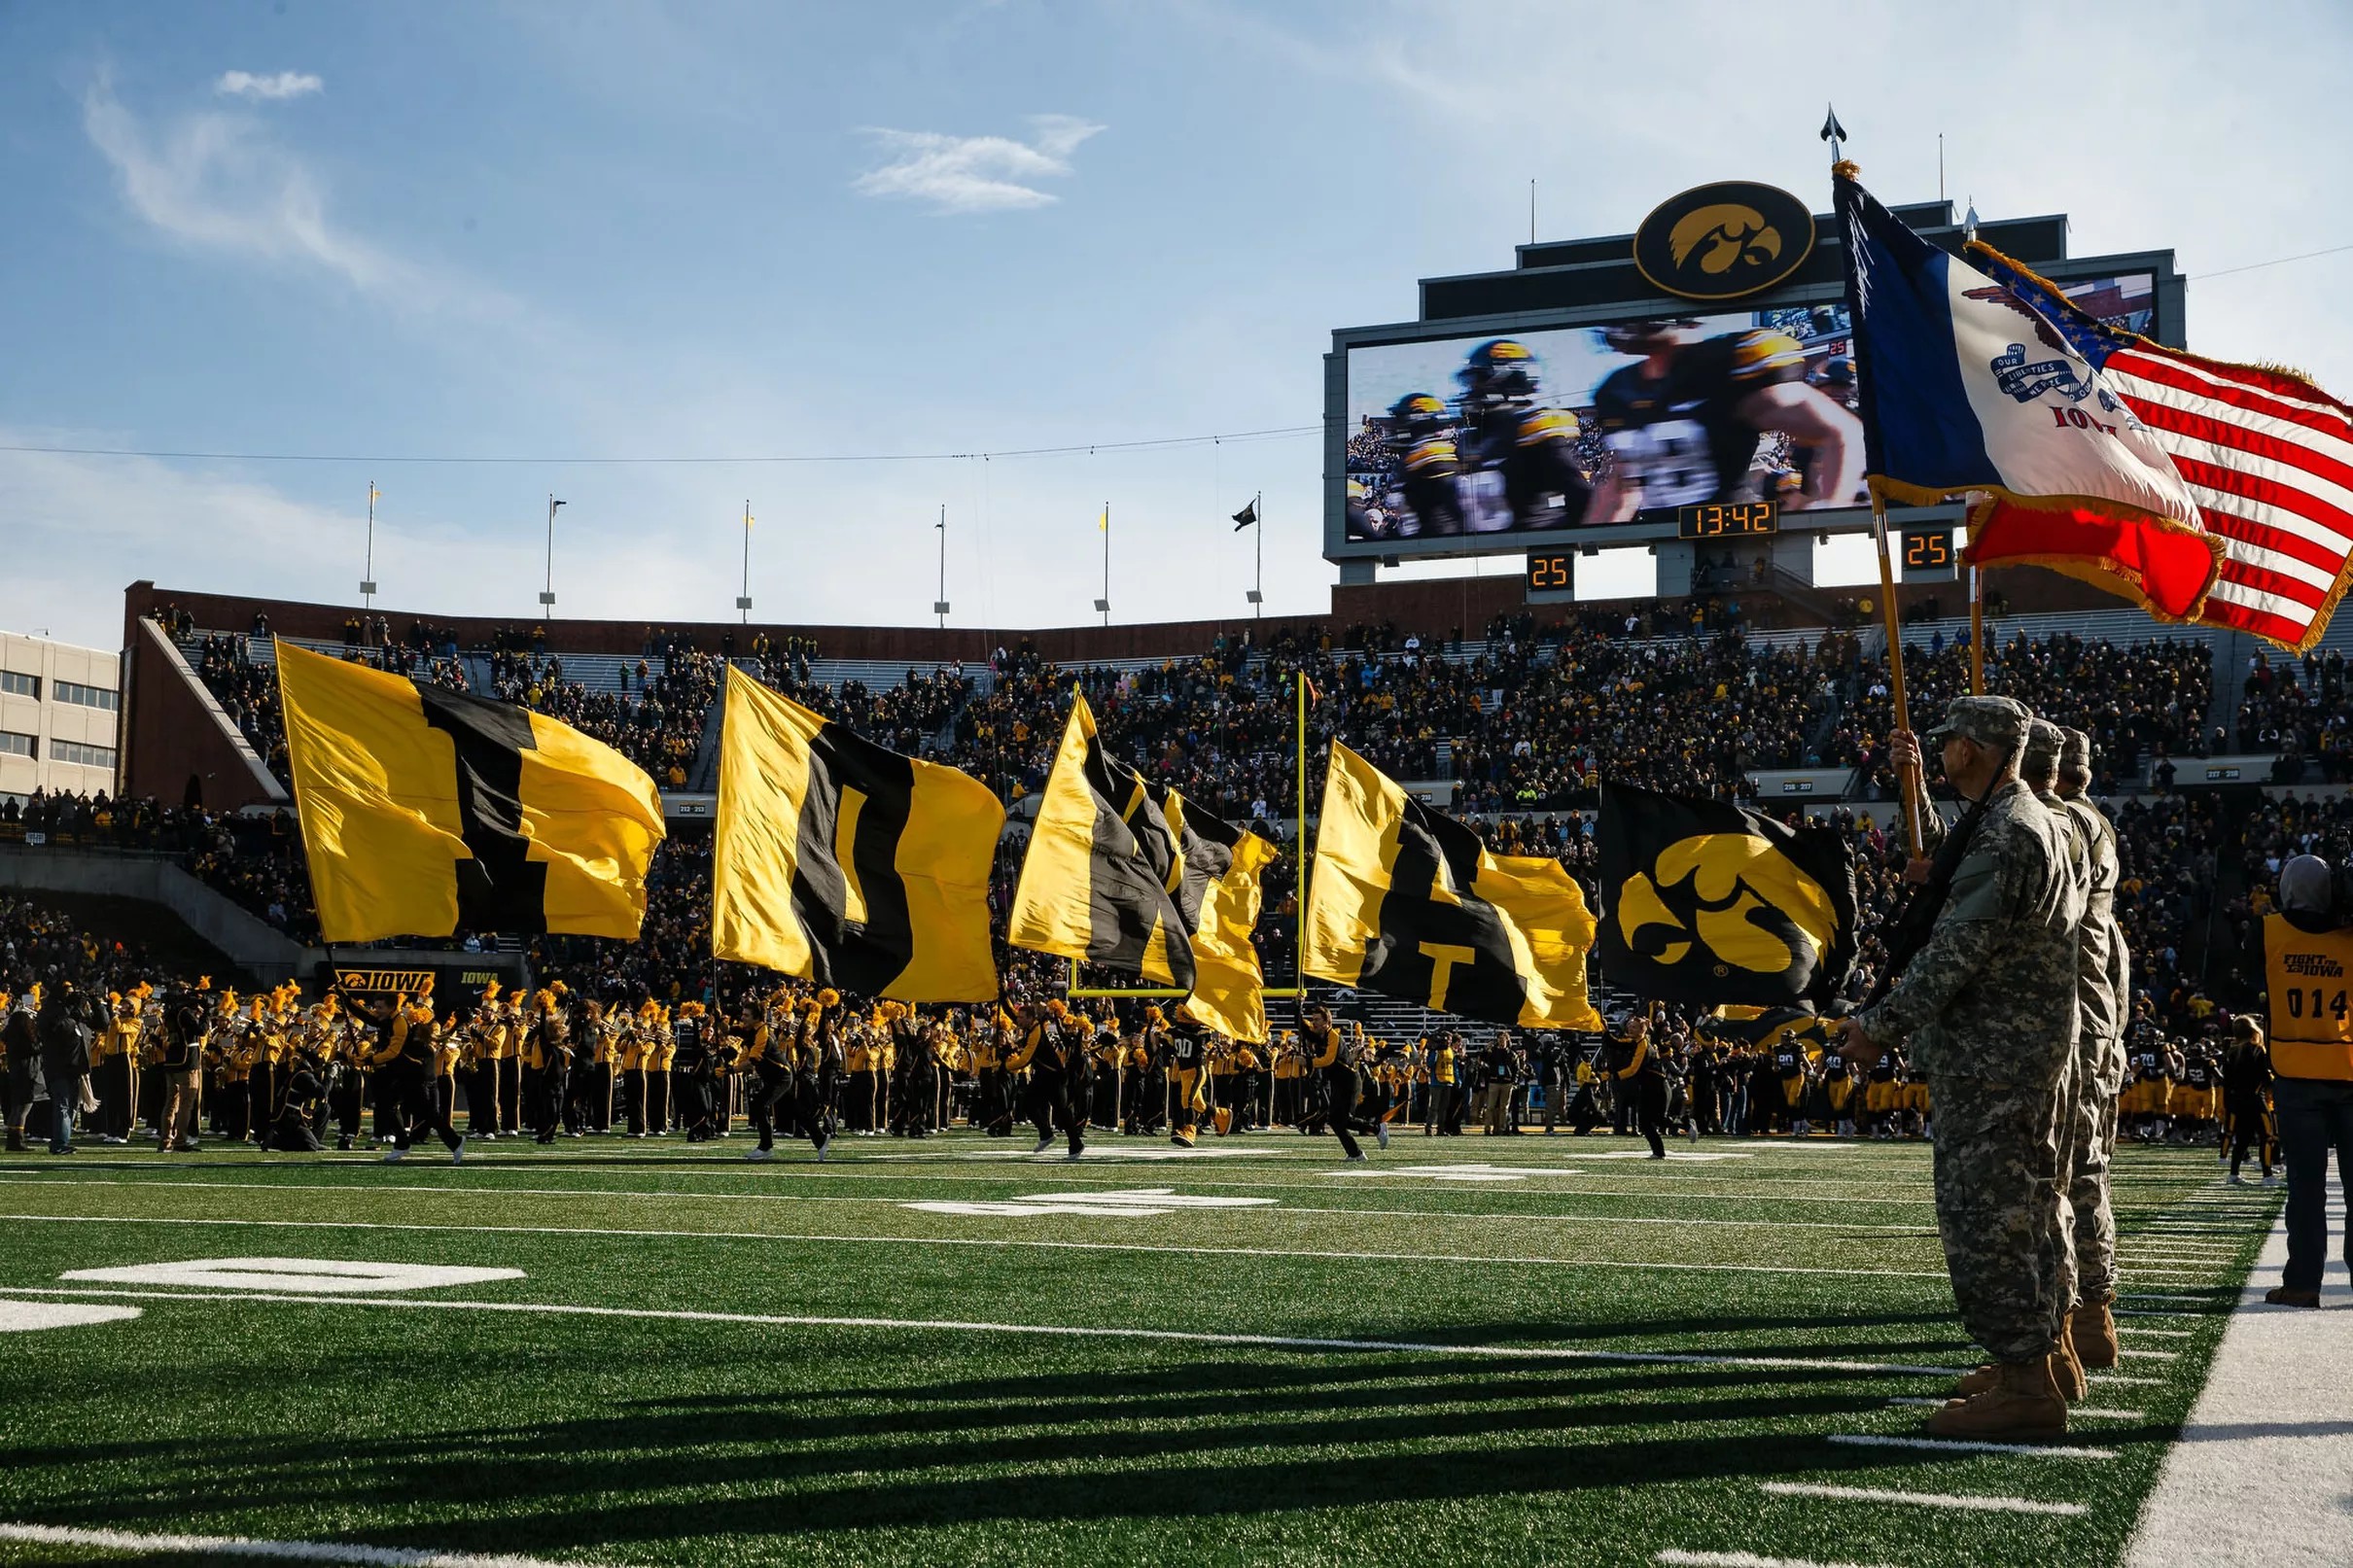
[0,1136,2278,1568]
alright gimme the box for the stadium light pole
[737,500,754,624]
[932,505,950,630]
[1251,490,1264,619]
[1094,501,1111,626]
[542,494,564,617]
[361,480,379,609]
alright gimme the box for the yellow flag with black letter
[712,665,1002,1001]
[275,639,666,944]
[1302,742,1598,1029]
[1006,690,1193,990]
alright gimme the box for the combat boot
[4,1128,24,1153]
[1925,1356,2067,1442]
[2054,1328,2088,1402]
[2069,1301,2119,1370]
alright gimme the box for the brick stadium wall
[118,563,2116,806]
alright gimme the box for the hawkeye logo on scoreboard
[1633,182,1816,301]
[334,967,501,994]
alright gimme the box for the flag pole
[1254,491,1264,620]
[1969,560,1986,694]
[1295,670,1309,1002]
[1872,499,1923,858]
[1102,502,1111,627]
[740,500,752,626]
[363,481,377,610]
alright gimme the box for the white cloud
[853,114,1104,214]
[214,70,324,101]
[81,71,512,322]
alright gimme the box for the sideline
[2125,1177,2348,1568]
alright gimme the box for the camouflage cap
[2060,726,2094,771]
[2022,718,2065,772]
[1922,694,2031,749]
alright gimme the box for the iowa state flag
[1836,170,2222,620]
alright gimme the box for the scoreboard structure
[1325,181,2185,602]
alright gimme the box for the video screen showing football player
[1583,319,1866,524]
[1369,392,1468,539]
[1451,338,1593,533]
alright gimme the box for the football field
[0,1132,2280,1568]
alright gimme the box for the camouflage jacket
[2058,794,2130,1093]
[1860,780,2085,1088]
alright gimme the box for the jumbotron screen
[1340,273,2157,547]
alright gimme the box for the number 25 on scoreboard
[1900,527,1956,579]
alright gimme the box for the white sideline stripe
[0,1522,598,1567]
[2125,1175,2351,1568]
[2118,1327,2195,1338]
[2117,1310,2211,1319]
[2117,1349,2179,1360]
[1656,1553,1893,1568]
[1757,1481,2085,1516]
[1885,1399,2144,1419]
[2122,1293,2230,1305]
[0,1286,1969,1377]
[2090,1375,2165,1386]
[0,1176,1941,1236]
[1827,1433,2117,1460]
[0,1214,1955,1281]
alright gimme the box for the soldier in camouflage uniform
[1844,696,2087,1440]
[2054,725,2128,1367]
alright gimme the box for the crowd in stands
[75,603,2353,1043]
[1836,631,2213,797]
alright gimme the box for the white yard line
[0,1284,1968,1377]
[1884,1398,2143,1419]
[0,1522,599,1568]
[0,1212,1954,1280]
[1756,1481,2085,1516]
[0,1176,1941,1235]
[1656,1552,1894,1568]
[2125,1176,2351,1568]
[2089,1375,2166,1387]
[2117,1327,2195,1338]
[1826,1433,2117,1460]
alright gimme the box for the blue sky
[4,0,2349,647]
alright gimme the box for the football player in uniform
[1380,393,1467,538]
[1452,338,1592,533]
[2123,1026,2169,1142]
[1584,320,1865,523]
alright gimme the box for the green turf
[0,1130,2278,1568]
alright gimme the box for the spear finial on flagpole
[1820,104,1849,166]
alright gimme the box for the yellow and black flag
[1169,795,1278,1044]
[711,666,1002,1002]
[1598,783,1857,1008]
[1302,742,1600,1029]
[1007,691,1195,991]
[275,640,666,945]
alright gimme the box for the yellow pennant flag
[1302,742,1598,1029]
[276,640,665,944]
[712,666,1001,1002]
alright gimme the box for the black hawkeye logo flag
[276,640,666,945]
[1598,783,1857,1007]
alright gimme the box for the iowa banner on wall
[1598,784,1857,1007]
[1302,742,1600,1029]
[276,640,666,944]
[712,666,1002,1001]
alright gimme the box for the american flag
[1976,250,2353,652]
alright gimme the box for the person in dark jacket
[38,978,93,1155]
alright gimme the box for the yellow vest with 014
[2262,914,2353,1081]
